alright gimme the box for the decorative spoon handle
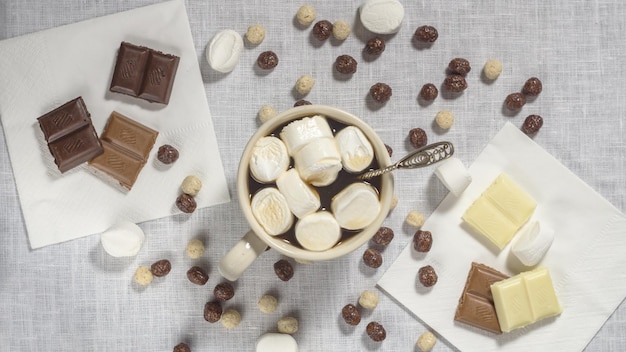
[357,141,454,180]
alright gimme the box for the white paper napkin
[0,0,230,249]
[378,122,626,351]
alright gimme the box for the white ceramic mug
[218,105,394,281]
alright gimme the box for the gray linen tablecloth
[1,0,625,351]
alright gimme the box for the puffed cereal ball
[181,175,202,196]
[390,194,399,210]
[332,20,351,40]
[258,105,277,123]
[245,24,266,45]
[133,266,153,286]
[295,74,315,95]
[258,294,279,314]
[406,211,425,227]
[221,308,241,329]
[277,316,299,334]
[296,5,316,27]
[483,59,503,80]
[435,110,455,130]
[358,290,379,310]
[186,239,205,259]
[417,331,437,352]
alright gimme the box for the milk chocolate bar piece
[110,42,179,104]
[454,262,509,334]
[37,97,103,173]
[89,112,158,190]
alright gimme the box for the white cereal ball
[296,5,317,26]
[295,75,315,95]
[258,105,277,123]
[435,110,455,129]
[390,194,399,210]
[406,211,425,227]
[181,175,202,196]
[332,20,351,40]
[221,308,242,329]
[483,59,503,80]
[246,24,266,45]
[417,331,437,352]
[133,266,153,286]
[277,316,299,334]
[359,290,379,310]
[258,294,279,314]
[186,239,205,259]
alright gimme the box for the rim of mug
[237,105,394,262]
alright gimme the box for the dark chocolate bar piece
[37,97,103,173]
[109,42,179,104]
[454,262,509,334]
[89,112,158,190]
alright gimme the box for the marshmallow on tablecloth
[100,221,145,257]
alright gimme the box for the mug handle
[218,229,269,281]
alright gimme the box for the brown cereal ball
[363,248,383,268]
[274,259,294,281]
[522,114,544,135]
[176,193,197,213]
[385,144,393,157]
[372,226,394,246]
[186,266,209,285]
[257,51,279,69]
[448,58,471,75]
[523,77,543,96]
[366,321,387,342]
[413,230,433,252]
[443,74,468,93]
[335,55,358,74]
[419,83,438,101]
[409,128,428,149]
[505,92,526,110]
[414,25,438,43]
[150,259,171,277]
[157,144,179,164]
[365,37,386,55]
[214,282,235,301]
[312,20,333,40]
[204,301,222,323]
[418,265,438,287]
[294,99,312,107]
[369,83,392,103]
[341,304,361,325]
[173,342,191,352]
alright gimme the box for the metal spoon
[358,141,454,180]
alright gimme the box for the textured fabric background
[1,1,625,351]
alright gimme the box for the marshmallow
[279,115,334,156]
[434,157,472,197]
[276,169,321,218]
[295,211,341,251]
[251,187,294,236]
[511,221,555,266]
[293,137,342,187]
[256,333,298,352]
[335,126,374,173]
[249,136,290,183]
[331,183,381,230]
[359,0,405,35]
[100,221,145,257]
[206,29,244,73]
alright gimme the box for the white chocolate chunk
[359,0,405,34]
[279,115,334,156]
[249,136,290,183]
[276,169,321,218]
[293,137,342,187]
[206,29,244,73]
[295,211,341,251]
[434,157,472,197]
[335,126,374,173]
[256,333,299,352]
[100,221,145,257]
[251,187,294,236]
[511,221,555,266]
[331,183,381,230]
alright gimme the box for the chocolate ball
[419,83,438,101]
[203,301,222,323]
[372,227,394,246]
[150,259,171,277]
[522,114,543,134]
[176,193,197,213]
[335,54,358,74]
[414,25,438,43]
[409,128,428,149]
[505,92,526,110]
[341,304,361,325]
[157,144,179,164]
[366,321,387,342]
[418,265,438,287]
[448,58,471,75]
[273,259,294,281]
[312,20,333,40]
[523,77,543,96]
[413,230,433,252]
[365,37,385,55]
[257,51,279,69]
[363,248,383,268]
[369,83,392,103]
[443,74,468,92]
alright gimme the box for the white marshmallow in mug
[206,29,244,73]
[279,115,334,156]
[292,137,342,187]
[100,221,145,257]
[331,182,381,230]
[359,0,405,34]
[251,187,294,236]
[276,169,321,218]
[335,125,374,173]
[434,157,472,197]
[249,136,290,183]
[295,211,341,251]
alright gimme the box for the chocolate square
[37,97,103,173]
[109,42,150,97]
[139,50,179,104]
